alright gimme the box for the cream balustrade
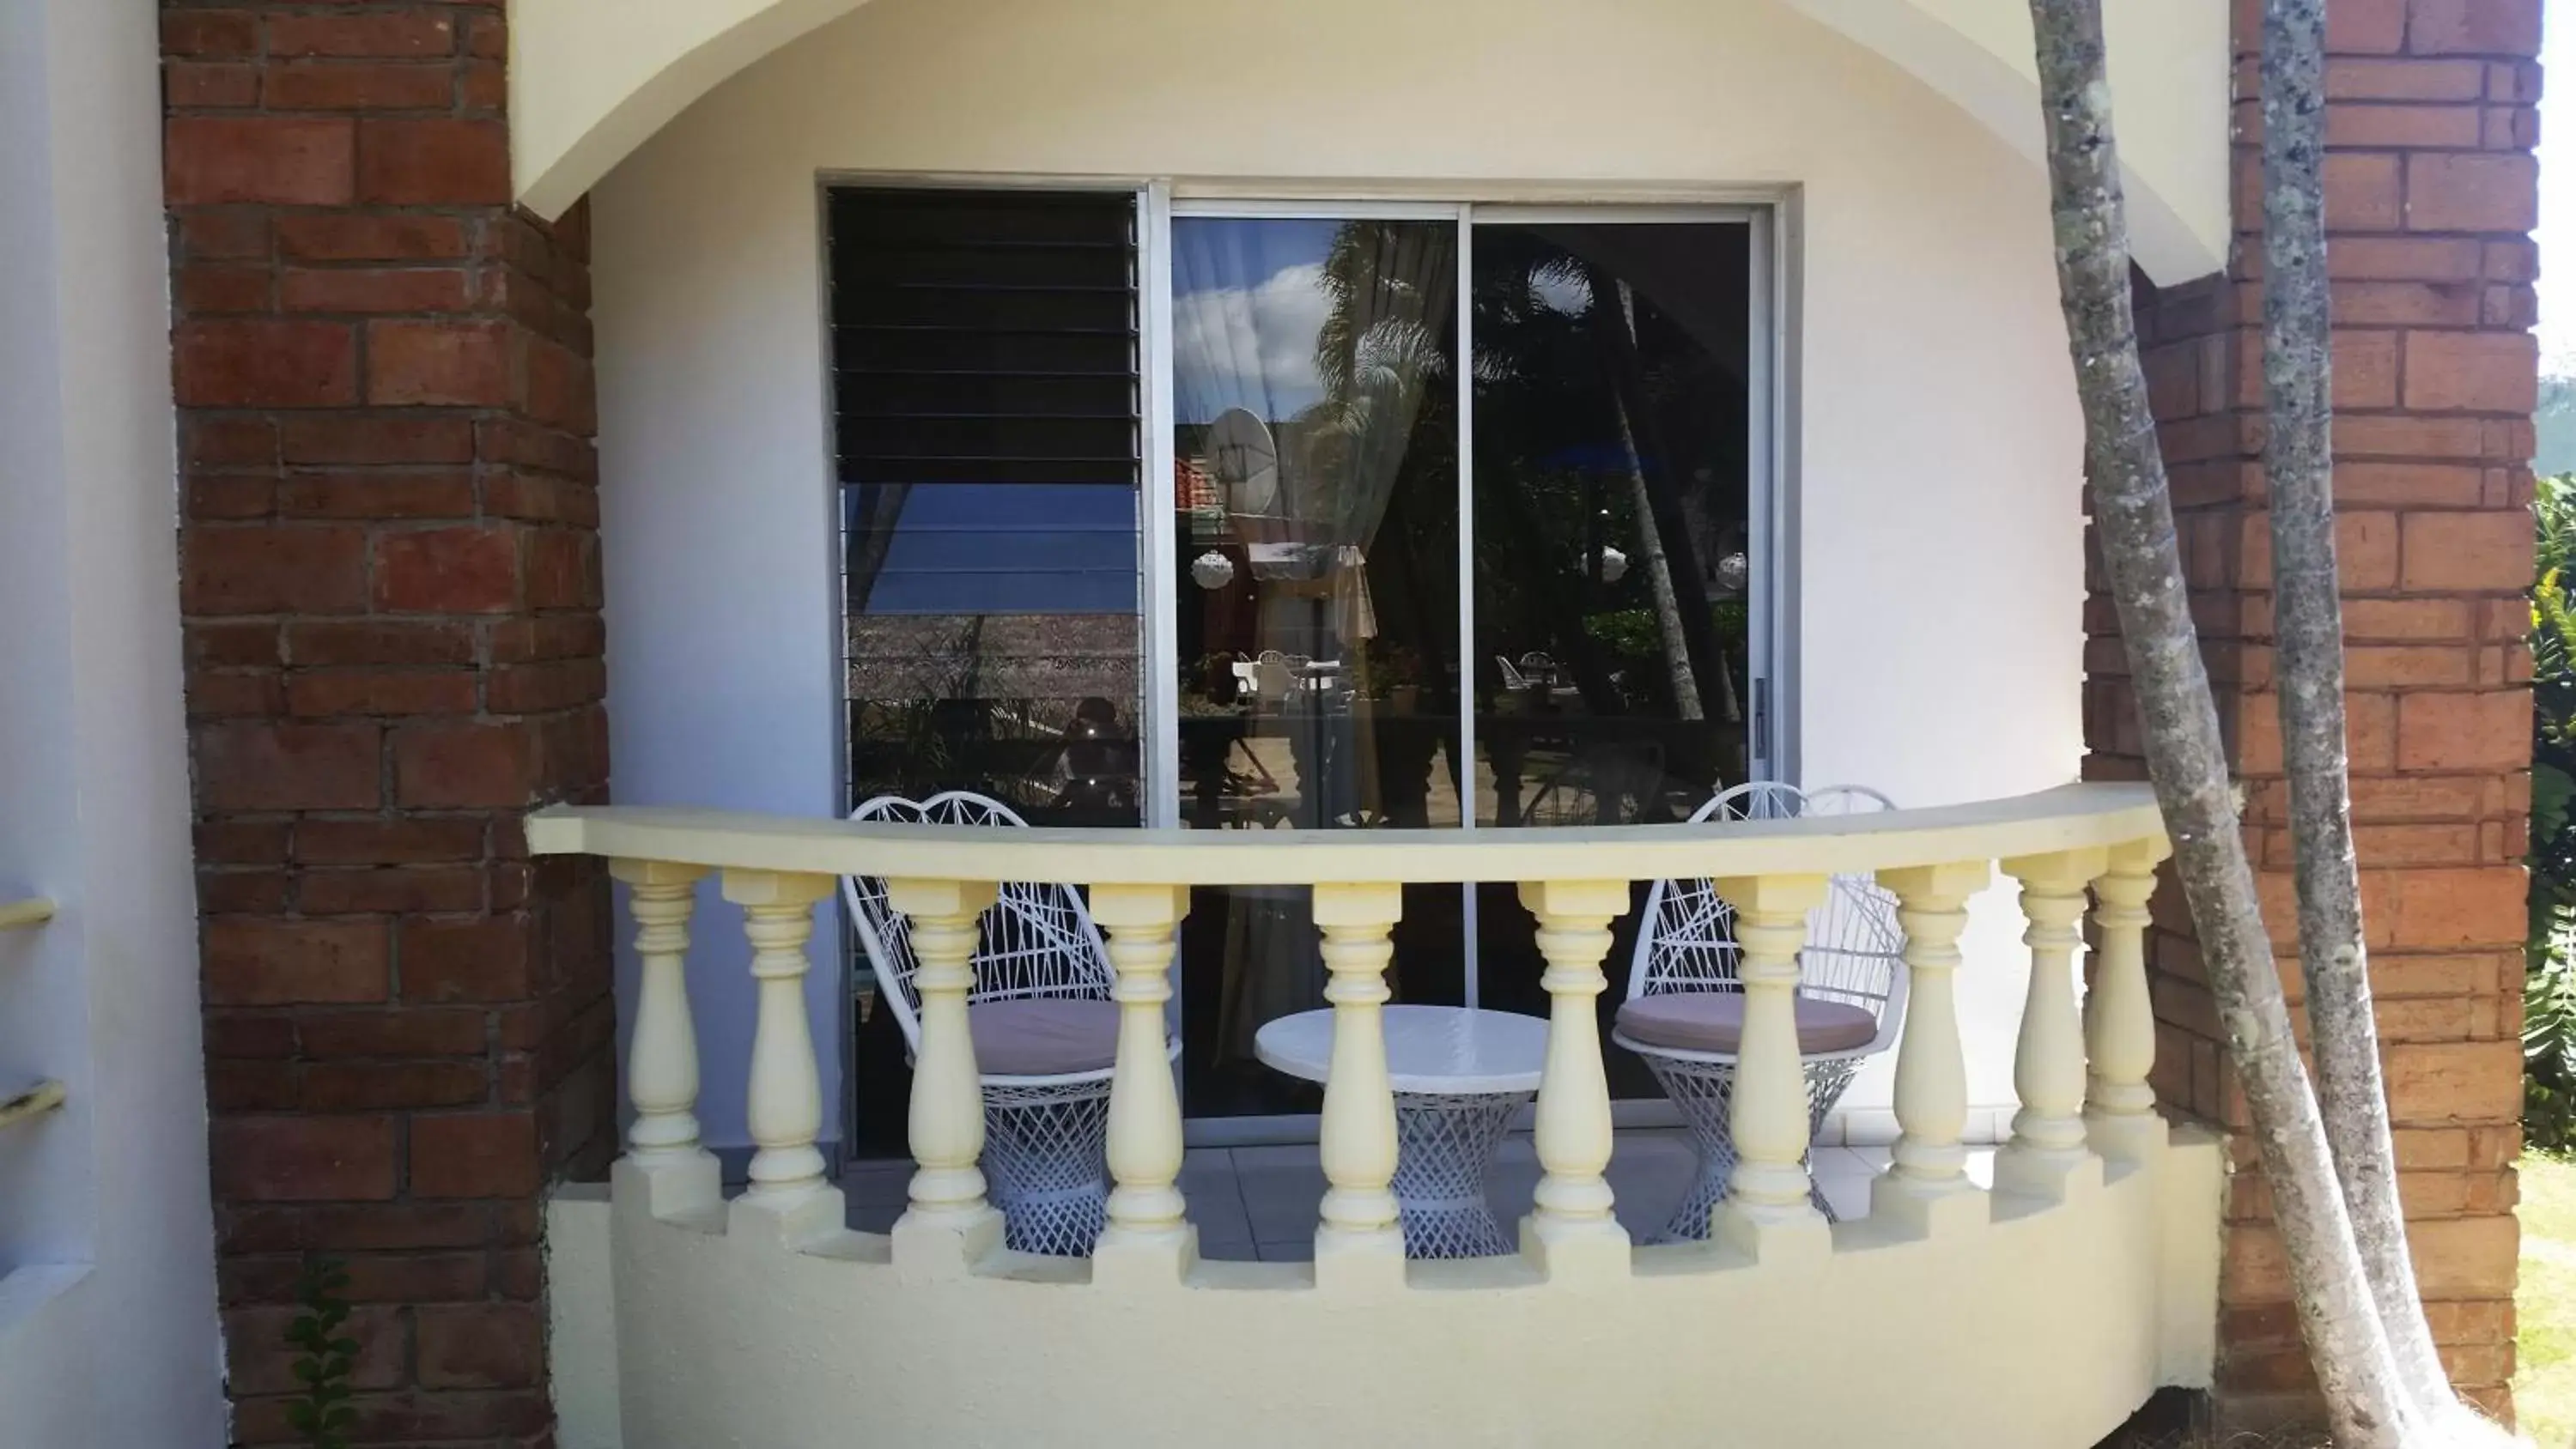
[533,783,2227,1449]
[533,783,2178,1265]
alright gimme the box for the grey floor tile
[1179,1163,1251,1244]
[1235,1161,1327,1241]
[1816,1174,1874,1222]
[840,1160,914,1209]
[1230,1143,1322,1171]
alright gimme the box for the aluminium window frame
[819,173,1800,1145]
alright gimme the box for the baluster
[1710,873,1832,1260]
[1311,881,1404,1291]
[1870,861,1990,1237]
[611,859,719,1217]
[721,870,841,1238]
[885,877,1003,1273]
[1998,848,2111,1200]
[2086,838,2172,1164]
[1090,882,1191,1286]
[1516,879,1631,1282]
[614,860,711,1159]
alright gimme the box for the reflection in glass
[1469,221,1752,830]
[1169,216,1462,1116]
[1467,221,1754,1076]
[832,189,1145,832]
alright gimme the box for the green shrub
[2528,476,2576,1151]
[283,1257,359,1449]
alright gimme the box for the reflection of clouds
[1173,261,1328,421]
[1531,267,1593,318]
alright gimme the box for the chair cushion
[1615,991,1879,1056]
[969,998,1121,1076]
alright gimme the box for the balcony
[532,782,2218,1449]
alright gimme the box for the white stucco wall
[590,0,2092,1150]
[511,0,2231,284]
[551,1134,2220,1449]
[0,0,226,1441]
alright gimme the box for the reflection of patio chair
[1495,654,1533,691]
[842,791,1179,1257]
[1519,651,1561,687]
[1522,739,1668,827]
[1613,782,1906,1241]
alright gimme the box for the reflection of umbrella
[1248,543,1376,644]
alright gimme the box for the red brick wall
[2095,0,2542,1427]
[161,3,614,1441]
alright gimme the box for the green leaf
[2538,764,2576,846]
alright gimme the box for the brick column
[161,3,613,1441]
[2093,0,2539,1428]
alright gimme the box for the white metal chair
[841,790,1177,1256]
[1613,781,1907,1240]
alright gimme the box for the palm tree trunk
[1609,385,1709,723]
[1583,273,1733,722]
[2258,0,2462,1421]
[2025,2,2425,1442]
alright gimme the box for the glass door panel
[1465,220,1756,1090]
[1167,214,1463,1118]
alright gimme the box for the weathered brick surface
[2103,0,2538,1428]
[165,4,611,1442]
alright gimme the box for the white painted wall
[553,1132,2220,1448]
[0,0,226,1441]
[591,0,2092,1149]
[510,0,2232,284]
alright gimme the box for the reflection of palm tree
[1313,223,1452,404]
[1295,223,1455,548]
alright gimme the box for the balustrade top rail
[526,782,2164,882]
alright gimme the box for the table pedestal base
[1392,1090,1532,1259]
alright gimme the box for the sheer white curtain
[1171,216,1455,565]
[1170,217,1458,1069]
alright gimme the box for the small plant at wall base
[2526,474,2576,1153]
[283,1257,358,1449]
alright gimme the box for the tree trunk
[1607,371,1710,722]
[2024,2,2426,1442]
[1583,270,1733,720]
[2257,0,2461,1419]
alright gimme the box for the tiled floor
[841,1131,2000,1262]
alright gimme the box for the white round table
[1254,1004,1548,1258]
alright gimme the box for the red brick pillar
[2094,0,2540,1428]
[161,3,613,1440]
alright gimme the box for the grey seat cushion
[1616,991,1878,1056]
[968,997,1121,1076]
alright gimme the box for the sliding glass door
[1166,211,1467,1118]
[1461,216,1762,1073]
[1160,204,1767,1121]
[824,187,1771,1140]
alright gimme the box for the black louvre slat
[840,415,1136,461]
[827,191,1133,249]
[838,457,1139,487]
[830,286,1135,332]
[827,188,1140,492]
[831,245,1133,291]
[835,373,1133,420]
[832,330,1133,375]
